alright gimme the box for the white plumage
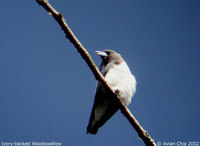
[103,61,136,106]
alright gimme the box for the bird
[87,49,136,134]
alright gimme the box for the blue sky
[0,0,199,146]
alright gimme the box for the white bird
[87,49,136,134]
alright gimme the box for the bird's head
[95,49,123,66]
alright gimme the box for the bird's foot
[115,89,120,95]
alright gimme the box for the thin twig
[36,0,156,145]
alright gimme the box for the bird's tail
[87,104,119,134]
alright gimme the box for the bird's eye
[105,52,110,55]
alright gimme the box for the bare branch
[36,0,156,145]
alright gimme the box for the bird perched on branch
[87,49,136,134]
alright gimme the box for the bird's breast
[104,61,136,106]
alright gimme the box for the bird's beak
[95,51,107,57]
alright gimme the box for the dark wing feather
[87,84,120,134]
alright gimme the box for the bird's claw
[115,89,120,95]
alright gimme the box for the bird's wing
[87,84,120,134]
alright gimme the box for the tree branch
[36,0,156,145]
